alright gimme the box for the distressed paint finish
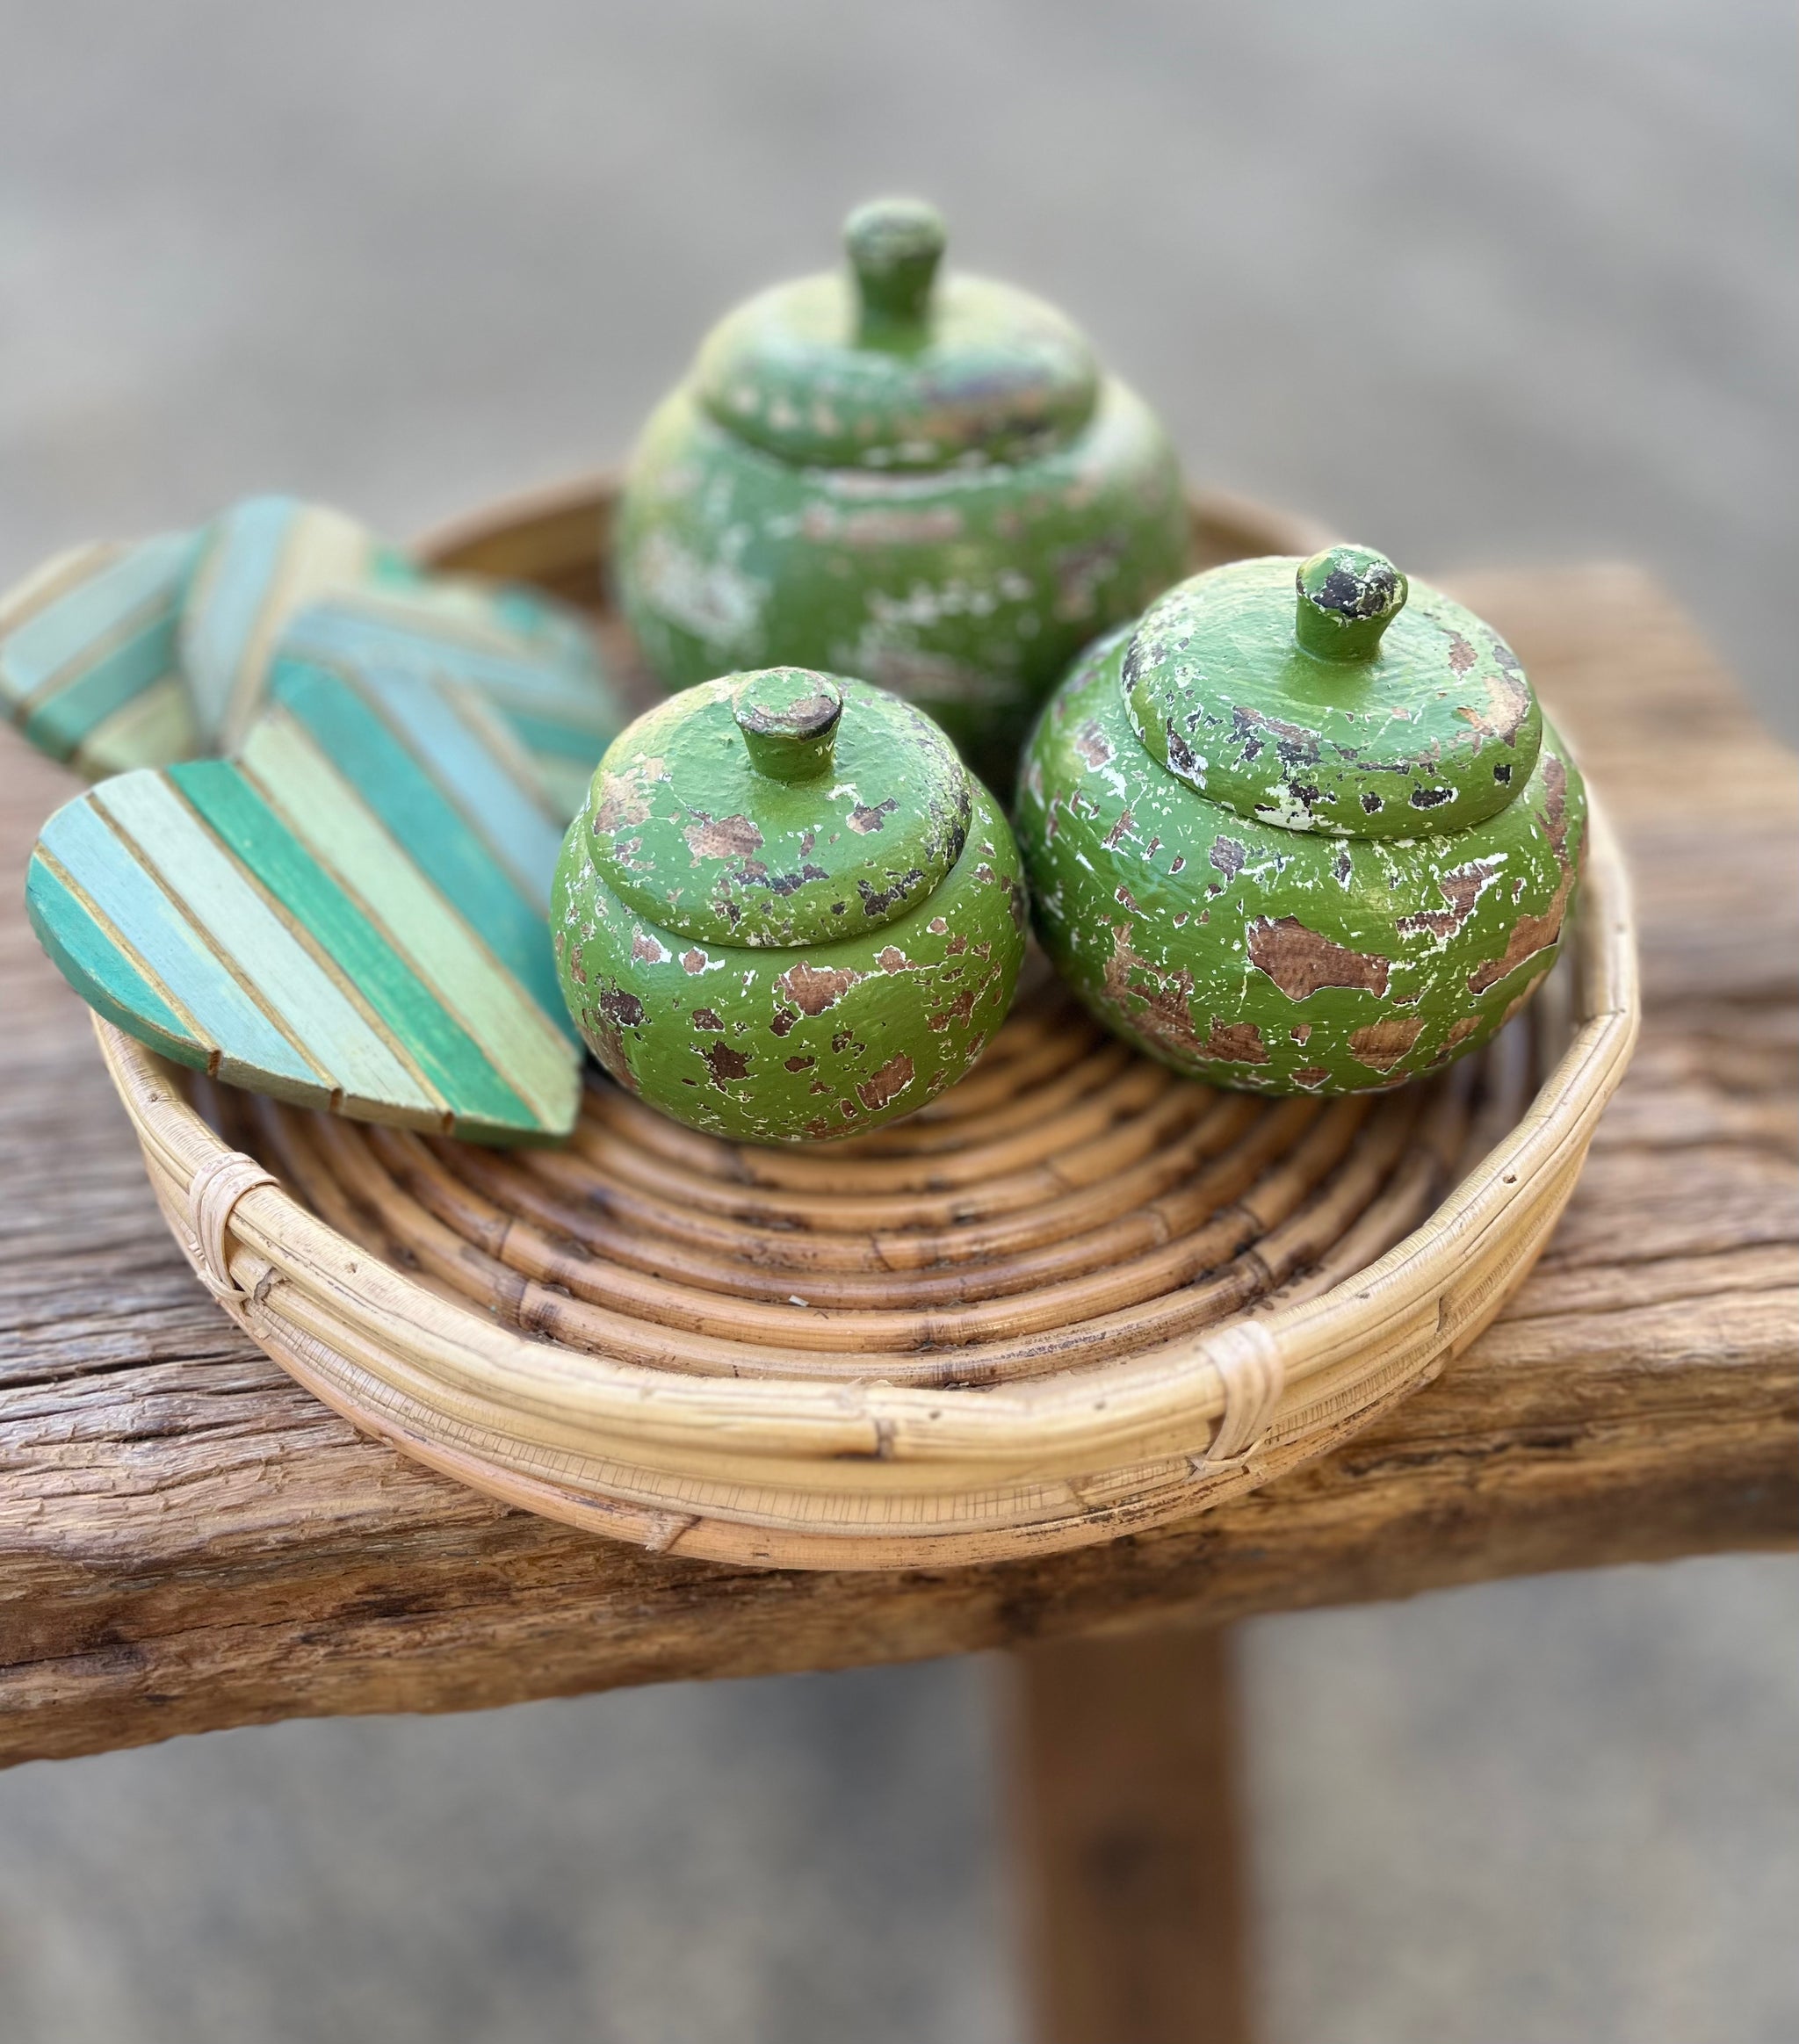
[1124,553,1542,838]
[586,667,972,948]
[554,668,1027,1144]
[24,658,583,1143]
[1017,550,1588,1094]
[616,200,1188,797]
[0,531,204,777]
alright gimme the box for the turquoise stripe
[183,496,300,735]
[26,635,179,761]
[266,660,565,1021]
[25,852,199,1066]
[169,761,535,1128]
[498,704,611,762]
[34,785,321,1088]
[283,600,612,721]
[2,531,199,721]
[362,668,567,898]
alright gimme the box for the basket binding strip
[93,479,1639,1570]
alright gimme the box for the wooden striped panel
[25,675,582,1143]
[258,654,574,1018]
[0,531,204,779]
[275,576,624,823]
[180,495,397,748]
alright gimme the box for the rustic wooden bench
[3,564,1793,2043]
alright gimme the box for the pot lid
[1122,546,1543,840]
[691,199,1100,472]
[585,667,972,948]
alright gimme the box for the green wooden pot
[615,199,1189,798]
[553,666,1027,1143]
[1017,546,1587,1094]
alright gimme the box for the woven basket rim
[96,794,1635,1463]
[84,478,1641,1564]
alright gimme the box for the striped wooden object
[25,656,582,1144]
[180,495,401,748]
[276,576,625,824]
[0,531,205,778]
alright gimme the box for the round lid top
[585,667,972,947]
[1121,545,1543,840]
[691,199,1100,472]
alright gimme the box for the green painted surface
[1,495,622,810]
[588,668,972,949]
[278,578,625,823]
[25,850,208,1067]
[1123,548,1542,838]
[33,784,324,1090]
[96,767,438,1116]
[238,709,579,1129]
[181,495,390,746]
[1017,550,1588,1096]
[27,732,583,1142]
[617,201,1188,797]
[0,532,204,776]
[555,668,1027,1144]
[267,659,569,1024]
[170,760,535,1129]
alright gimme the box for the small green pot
[553,666,1027,1143]
[1016,546,1587,1094]
[615,199,1189,797]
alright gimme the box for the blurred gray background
[1,3,1795,2040]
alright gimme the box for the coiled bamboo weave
[93,480,1639,1569]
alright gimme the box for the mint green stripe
[268,661,563,1020]
[25,852,199,1066]
[26,635,180,760]
[182,495,300,735]
[3,531,198,725]
[98,771,434,1112]
[170,761,536,1130]
[284,600,611,721]
[498,705,611,762]
[365,668,566,898]
[36,786,320,1087]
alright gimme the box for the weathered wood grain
[1009,1625,1252,2044]
[1,567,1794,1766]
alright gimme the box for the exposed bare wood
[1,562,1794,1766]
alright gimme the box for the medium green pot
[615,199,1189,798]
[1016,546,1587,1094]
[553,666,1027,1143]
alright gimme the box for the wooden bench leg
[1008,1621,1253,2044]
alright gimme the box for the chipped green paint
[1124,547,1542,838]
[553,668,1028,1144]
[1017,548,1587,1095]
[616,199,1188,798]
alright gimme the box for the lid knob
[1295,545,1408,661]
[845,198,946,343]
[733,668,844,782]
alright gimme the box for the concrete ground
[1,4,1794,2039]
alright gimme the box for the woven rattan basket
[93,477,1639,1570]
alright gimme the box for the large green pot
[1016,545,1587,1094]
[615,199,1188,797]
